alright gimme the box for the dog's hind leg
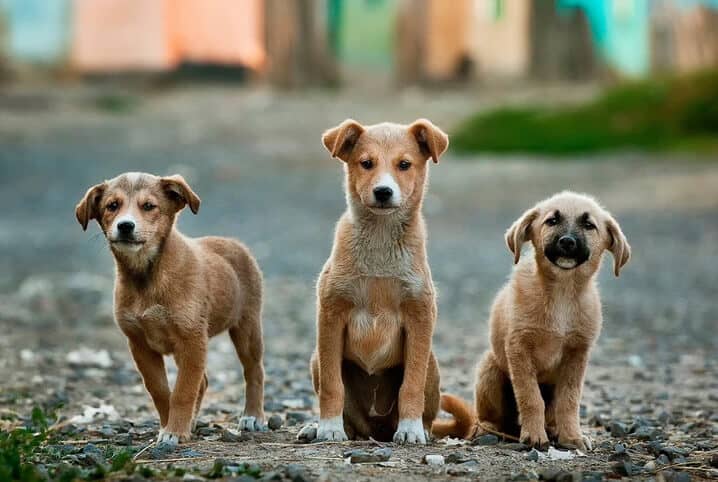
[229,310,266,432]
[191,373,208,431]
[475,351,514,439]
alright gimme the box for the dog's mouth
[110,239,146,247]
[367,204,399,215]
[545,251,590,270]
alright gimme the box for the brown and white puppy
[433,191,630,450]
[75,172,265,445]
[306,119,448,444]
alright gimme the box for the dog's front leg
[128,337,171,428]
[553,347,590,450]
[316,301,349,441]
[507,335,549,449]
[160,338,208,445]
[394,299,434,444]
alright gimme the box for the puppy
[306,119,448,444]
[433,191,630,450]
[76,172,265,444]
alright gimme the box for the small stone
[345,447,392,464]
[221,428,249,443]
[525,449,541,461]
[267,414,283,431]
[285,412,310,425]
[657,454,671,465]
[296,424,317,443]
[501,442,530,451]
[610,421,629,437]
[423,454,444,466]
[285,464,310,482]
[149,442,176,460]
[633,426,661,441]
[612,461,637,476]
[539,467,563,481]
[473,434,499,446]
[445,452,471,464]
[644,461,657,471]
[674,472,691,482]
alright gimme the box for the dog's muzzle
[544,233,589,269]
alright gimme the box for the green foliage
[452,70,718,156]
[0,408,51,482]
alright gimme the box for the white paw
[393,418,427,444]
[157,429,179,446]
[238,415,265,432]
[316,416,348,442]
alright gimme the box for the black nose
[558,235,577,253]
[117,221,135,234]
[373,186,393,203]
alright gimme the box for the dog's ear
[605,215,630,277]
[505,207,539,264]
[160,175,201,214]
[409,118,449,163]
[322,119,365,161]
[75,183,107,231]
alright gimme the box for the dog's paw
[520,426,550,450]
[393,418,427,445]
[316,416,348,442]
[157,428,190,446]
[238,415,265,432]
[557,433,592,451]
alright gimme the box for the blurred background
[0,0,717,474]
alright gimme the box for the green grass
[452,71,718,156]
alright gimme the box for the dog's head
[76,172,200,264]
[322,119,448,215]
[506,191,630,277]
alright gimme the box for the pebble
[296,424,317,443]
[610,421,628,437]
[644,460,657,471]
[285,464,310,482]
[445,452,472,464]
[149,442,176,460]
[473,434,499,446]
[344,447,392,464]
[221,428,249,443]
[501,443,530,451]
[525,449,541,461]
[612,461,639,476]
[285,412,310,425]
[423,454,445,466]
[268,414,283,430]
[633,426,661,441]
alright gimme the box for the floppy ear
[322,119,365,162]
[75,183,106,231]
[605,215,630,277]
[160,175,201,214]
[505,208,539,264]
[408,118,449,163]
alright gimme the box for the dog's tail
[431,393,477,439]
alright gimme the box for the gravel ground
[1,83,717,481]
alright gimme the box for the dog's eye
[584,221,596,230]
[545,217,559,226]
[142,202,156,212]
[360,159,374,170]
[106,201,119,212]
[398,160,411,171]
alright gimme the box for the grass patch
[452,70,718,156]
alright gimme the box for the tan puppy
[76,172,265,445]
[306,119,448,444]
[433,192,630,450]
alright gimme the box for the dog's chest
[116,304,176,355]
[344,278,405,375]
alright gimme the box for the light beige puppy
[76,172,265,445]
[433,191,630,450]
[307,119,448,444]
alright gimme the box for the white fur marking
[393,418,427,444]
[374,172,401,205]
[316,416,347,441]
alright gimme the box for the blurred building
[0,0,717,85]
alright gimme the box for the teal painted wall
[2,0,70,63]
[559,0,649,77]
